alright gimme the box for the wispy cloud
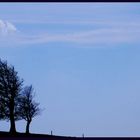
[1,19,140,47]
[0,20,17,36]
[21,27,140,46]
[10,18,140,28]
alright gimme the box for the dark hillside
[0,131,80,139]
[0,131,137,140]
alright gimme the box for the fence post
[82,133,84,138]
[51,130,53,136]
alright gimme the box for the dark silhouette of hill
[0,131,137,140]
[0,131,80,139]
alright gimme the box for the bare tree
[0,59,23,134]
[19,85,40,134]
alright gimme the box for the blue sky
[0,3,140,137]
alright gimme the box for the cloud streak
[22,27,140,46]
[10,18,140,28]
[1,19,140,47]
[0,20,17,36]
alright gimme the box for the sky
[0,3,140,137]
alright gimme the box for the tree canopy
[0,59,41,134]
[0,59,23,133]
[19,85,41,134]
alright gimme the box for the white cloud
[0,19,17,36]
[1,19,140,47]
[10,18,140,28]
[21,27,140,46]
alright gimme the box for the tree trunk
[10,110,16,134]
[26,120,31,134]
[9,116,16,134]
[9,100,16,134]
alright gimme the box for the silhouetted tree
[19,85,40,134]
[0,59,23,134]
[0,97,5,120]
